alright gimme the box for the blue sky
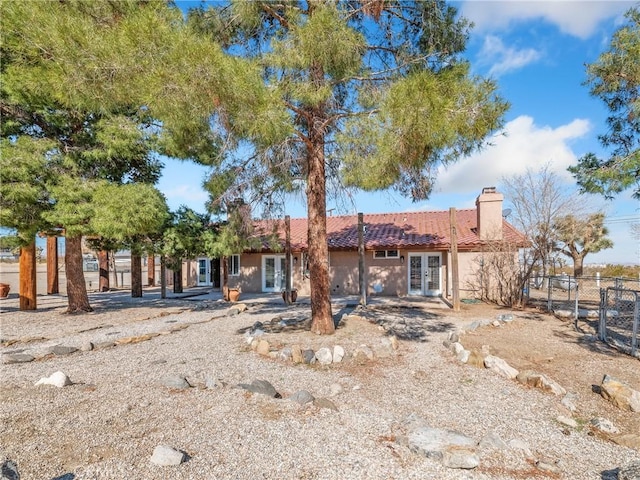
[158,1,640,265]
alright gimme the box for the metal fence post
[632,294,639,357]
[574,282,579,331]
[598,288,607,342]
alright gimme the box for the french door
[408,253,441,296]
[262,255,287,292]
[197,258,211,286]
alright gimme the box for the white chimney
[476,187,503,241]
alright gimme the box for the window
[228,254,240,276]
[373,250,399,259]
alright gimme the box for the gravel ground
[1,289,639,480]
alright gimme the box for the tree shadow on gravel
[353,305,453,342]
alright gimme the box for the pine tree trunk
[98,250,109,292]
[46,236,59,295]
[147,254,155,286]
[65,235,92,313]
[173,263,183,293]
[19,240,37,310]
[131,252,142,297]
[306,90,334,334]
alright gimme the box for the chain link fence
[527,275,640,358]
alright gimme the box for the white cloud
[161,184,209,210]
[460,1,633,39]
[478,35,542,76]
[435,115,592,194]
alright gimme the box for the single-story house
[184,187,526,299]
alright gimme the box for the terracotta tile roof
[253,209,526,252]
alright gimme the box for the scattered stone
[389,335,399,350]
[352,345,374,362]
[479,431,508,451]
[590,417,619,435]
[484,355,519,379]
[238,379,281,398]
[49,345,78,356]
[376,337,396,358]
[554,310,573,319]
[302,349,316,364]
[116,333,160,345]
[407,427,477,461]
[561,392,579,412]
[448,331,460,343]
[492,320,501,327]
[226,307,240,316]
[234,303,248,313]
[34,371,72,388]
[442,448,479,469]
[150,445,185,466]
[516,370,566,396]
[466,321,481,332]
[278,346,292,362]
[450,342,465,355]
[466,350,485,368]
[556,415,578,429]
[329,383,344,396]
[161,375,191,390]
[313,397,338,411]
[289,390,315,405]
[204,375,223,389]
[94,341,115,349]
[600,375,640,412]
[456,349,470,364]
[536,459,561,474]
[291,344,303,364]
[80,341,94,352]
[2,353,34,364]
[333,345,345,363]
[1,458,20,480]
[618,461,640,480]
[315,347,333,365]
[256,340,271,356]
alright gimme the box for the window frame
[228,254,240,276]
[373,249,400,259]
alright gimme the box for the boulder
[256,340,271,357]
[150,445,185,466]
[516,370,566,396]
[333,345,345,363]
[2,353,34,364]
[238,379,281,398]
[315,347,333,365]
[161,376,191,390]
[289,390,315,405]
[291,344,303,364]
[313,397,338,411]
[34,371,72,388]
[484,355,519,379]
[407,427,477,461]
[466,349,485,368]
[600,375,640,412]
[590,417,619,435]
[49,345,78,356]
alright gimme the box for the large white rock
[484,355,519,379]
[150,445,185,466]
[34,371,72,388]
[315,347,333,365]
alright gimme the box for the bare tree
[501,165,588,284]
[468,241,529,307]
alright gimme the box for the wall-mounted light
[293,256,298,265]
[400,255,405,264]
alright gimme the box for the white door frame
[407,252,442,296]
[262,255,289,292]
[196,257,211,286]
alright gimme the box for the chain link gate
[598,287,639,358]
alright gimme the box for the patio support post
[358,212,366,306]
[47,236,59,295]
[285,215,292,305]
[450,208,460,311]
